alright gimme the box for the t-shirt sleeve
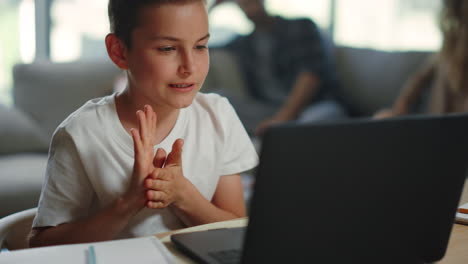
[33,127,95,228]
[218,98,259,176]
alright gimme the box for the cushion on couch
[0,104,48,154]
[0,154,47,217]
[203,49,248,98]
[13,60,121,141]
[335,46,431,116]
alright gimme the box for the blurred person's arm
[374,57,437,118]
[255,19,326,135]
[256,71,319,135]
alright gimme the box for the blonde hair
[439,0,468,94]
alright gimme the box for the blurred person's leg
[224,95,278,135]
[297,100,347,123]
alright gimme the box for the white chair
[0,208,36,251]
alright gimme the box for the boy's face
[125,1,209,109]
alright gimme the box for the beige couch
[0,47,430,218]
[0,60,120,218]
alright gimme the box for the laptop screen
[243,114,468,263]
[171,114,468,264]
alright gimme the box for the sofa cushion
[0,154,47,218]
[335,46,431,116]
[203,49,248,98]
[13,60,121,141]
[0,104,48,154]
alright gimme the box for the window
[0,0,35,105]
[50,0,109,62]
[209,2,253,45]
[208,0,332,46]
[0,0,444,104]
[334,0,442,51]
[266,0,332,29]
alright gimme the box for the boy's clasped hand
[128,104,189,210]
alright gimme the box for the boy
[29,0,258,247]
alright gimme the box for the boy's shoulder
[193,92,230,109]
[56,95,115,134]
[192,92,238,115]
[190,92,237,122]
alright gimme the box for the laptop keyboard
[208,249,241,264]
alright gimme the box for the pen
[88,245,96,264]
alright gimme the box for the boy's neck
[115,90,180,145]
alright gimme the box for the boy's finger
[159,173,174,182]
[145,105,152,130]
[146,105,153,136]
[145,178,169,190]
[137,109,148,143]
[166,139,184,166]
[131,128,146,175]
[153,148,166,168]
[130,128,143,156]
[151,107,157,135]
[149,168,161,179]
[146,201,165,209]
[146,190,168,202]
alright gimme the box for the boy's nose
[178,51,194,76]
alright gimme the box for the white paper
[0,236,175,264]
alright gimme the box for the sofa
[0,47,430,218]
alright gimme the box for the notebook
[1,236,175,264]
[456,202,468,225]
[171,113,468,264]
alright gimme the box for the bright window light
[334,0,442,51]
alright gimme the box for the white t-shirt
[33,93,258,238]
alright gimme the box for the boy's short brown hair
[108,0,206,49]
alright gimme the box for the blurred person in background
[211,0,349,136]
[375,0,468,118]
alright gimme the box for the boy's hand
[145,139,192,209]
[124,105,165,208]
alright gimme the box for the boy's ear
[105,33,129,70]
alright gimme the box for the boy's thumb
[166,139,184,166]
[153,148,167,168]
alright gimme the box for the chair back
[0,208,37,251]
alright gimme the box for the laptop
[171,113,468,264]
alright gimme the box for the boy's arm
[30,106,159,247]
[172,173,246,226]
[145,139,246,227]
[29,195,144,247]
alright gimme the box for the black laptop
[171,114,468,264]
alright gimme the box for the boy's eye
[195,45,208,50]
[157,46,176,52]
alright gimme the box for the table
[156,180,468,264]
[438,182,468,264]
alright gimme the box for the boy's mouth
[169,83,193,89]
[169,83,196,92]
